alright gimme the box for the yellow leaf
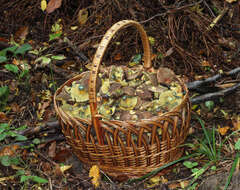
[60,165,72,173]
[149,176,161,184]
[89,165,100,188]
[225,0,237,3]
[218,125,230,136]
[70,26,78,30]
[78,9,88,25]
[41,0,47,11]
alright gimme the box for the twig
[207,8,229,31]
[34,149,58,166]
[140,0,204,24]
[63,37,89,62]
[16,120,59,136]
[187,67,240,90]
[190,82,240,104]
[0,134,65,150]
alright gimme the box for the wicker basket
[54,20,191,178]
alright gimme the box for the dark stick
[0,134,65,150]
[17,120,60,136]
[190,82,240,104]
[187,67,240,90]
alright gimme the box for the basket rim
[53,70,190,125]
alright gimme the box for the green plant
[0,86,9,111]
[0,43,32,63]
[0,155,48,187]
[0,123,27,142]
[223,139,240,190]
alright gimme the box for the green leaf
[14,44,32,56]
[16,125,28,131]
[4,64,19,74]
[15,134,28,141]
[7,131,17,137]
[205,100,214,111]
[0,133,7,141]
[10,156,21,165]
[35,56,51,65]
[51,55,66,60]
[234,139,240,150]
[0,46,18,56]
[0,56,7,63]
[19,69,29,79]
[20,175,32,183]
[0,155,11,166]
[0,123,9,133]
[224,152,239,190]
[16,170,25,176]
[211,165,216,171]
[31,176,48,184]
[0,86,9,99]
[49,33,62,41]
[183,161,198,169]
[132,54,141,63]
[33,138,41,144]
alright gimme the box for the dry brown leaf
[46,0,62,14]
[78,9,88,25]
[14,26,29,40]
[53,149,72,162]
[48,141,56,158]
[201,60,211,67]
[232,115,240,131]
[114,53,122,61]
[0,145,20,157]
[0,112,8,121]
[157,67,176,84]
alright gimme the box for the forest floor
[0,0,240,189]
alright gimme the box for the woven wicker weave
[54,20,191,178]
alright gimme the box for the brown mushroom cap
[122,86,136,96]
[136,86,153,100]
[157,67,176,84]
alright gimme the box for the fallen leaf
[218,125,230,136]
[114,53,122,61]
[53,149,72,162]
[0,112,8,121]
[60,164,72,173]
[0,145,20,157]
[41,0,47,11]
[0,176,15,182]
[48,141,56,158]
[46,0,62,14]
[78,9,88,25]
[157,67,176,84]
[89,165,100,188]
[165,47,174,57]
[14,26,29,41]
[225,0,237,3]
[201,60,211,67]
[232,115,240,131]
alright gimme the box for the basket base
[73,147,184,179]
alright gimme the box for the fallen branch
[190,82,240,104]
[16,120,60,136]
[187,67,240,90]
[0,134,65,151]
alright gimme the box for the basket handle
[89,20,151,145]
